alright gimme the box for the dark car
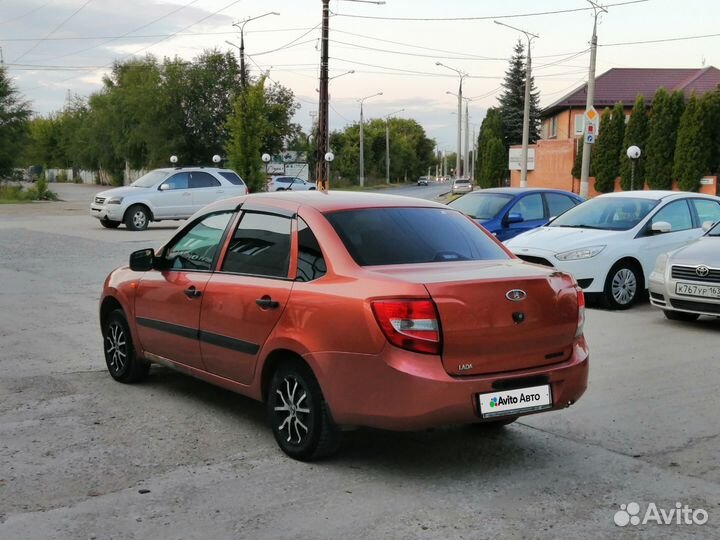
[448,187,584,242]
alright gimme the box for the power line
[0,1,52,26]
[249,38,318,57]
[600,32,720,47]
[0,28,316,42]
[330,0,648,21]
[247,24,320,57]
[12,0,97,63]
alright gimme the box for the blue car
[448,187,584,242]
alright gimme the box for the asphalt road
[0,185,718,539]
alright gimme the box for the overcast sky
[2,0,719,149]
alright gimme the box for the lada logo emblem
[506,289,527,302]
[696,266,710,277]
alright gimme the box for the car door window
[296,218,327,282]
[511,193,544,221]
[691,199,720,225]
[164,212,233,271]
[162,172,189,190]
[651,200,693,232]
[545,193,577,217]
[221,212,292,278]
[189,171,220,188]
[218,171,245,186]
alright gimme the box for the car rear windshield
[454,179,470,184]
[325,207,510,266]
[219,171,245,185]
[550,196,658,231]
[131,170,170,188]
[448,193,513,220]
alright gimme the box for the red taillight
[371,299,441,355]
[576,288,586,337]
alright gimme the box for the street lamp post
[357,92,383,188]
[627,146,641,191]
[232,12,280,89]
[437,62,467,178]
[494,20,538,188]
[384,108,405,184]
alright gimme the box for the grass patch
[0,179,57,203]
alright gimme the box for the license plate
[675,282,720,299]
[478,385,553,419]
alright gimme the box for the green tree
[498,40,541,147]
[571,140,593,179]
[225,77,271,192]
[645,88,685,189]
[673,93,708,191]
[0,66,32,177]
[476,108,505,187]
[593,102,625,193]
[700,89,720,174]
[619,95,649,190]
[479,136,507,187]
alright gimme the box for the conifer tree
[645,88,685,189]
[498,40,541,147]
[673,93,708,191]
[619,95,649,190]
[592,103,625,193]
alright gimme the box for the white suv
[90,167,248,231]
[266,175,317,192]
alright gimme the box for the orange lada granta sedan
[100,192,589,460]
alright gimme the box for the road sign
[585,133,595,144]
[584,106,599,141]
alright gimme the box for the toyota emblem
[696,265,710,277]
[506,289,527,302]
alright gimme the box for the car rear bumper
[311,337,589,430]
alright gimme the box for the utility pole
[384,108,404,184]
[315,0,330,190]
[580,1,608,198]
[437,62,467,178]
[231,12,279,89]
[464,100,470,179]
[495,20,538,188]
[357,92,383,187]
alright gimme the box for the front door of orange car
[199,211,294,385]
[134,212,234,369]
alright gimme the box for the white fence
[45,168,147,185]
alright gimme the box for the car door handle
[184,286,202,299]
[256,296,279,309]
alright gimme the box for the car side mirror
[129,248,155,271]
[159,183,170,191]
[702,220,716,232]
[650,221,672,234]
[506,212,524,225]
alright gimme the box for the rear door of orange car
[198,209,295,385]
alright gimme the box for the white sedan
[505,191,720,309]
[90,167,248,231]
[266,176,317,192]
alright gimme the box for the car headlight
[106,197,124,204]
[555,245,606,261]
[653,253,668,274]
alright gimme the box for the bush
[56,170,68,183]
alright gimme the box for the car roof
[475,187,580,196]
[596,190,718,201]
[154,167,237,173]
[203,191,446,214]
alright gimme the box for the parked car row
[450,187,720,317]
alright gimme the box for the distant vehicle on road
[451,178,473,194]
[417,176,430,186]
[650,219,720,321]
[100,191,588,460]
[90,167,247,231]
[506,191,720,309]
[448,187,583,242]
[267,176,317,192]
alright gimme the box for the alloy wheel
[611,268,637,305]
[273,376,311,446]
[132,210,147,229]
[105,322,127,374]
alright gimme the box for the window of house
[574,114,584,136]
[549,116,558,138]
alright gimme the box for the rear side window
[651,200,693,232]
[691,199,720,225]
[296,218,327,282]
[326,207,509,266]
[512,193,544,221]
[221,212,292,278]
[545,193,578,217]
[190,171,220,188]
[219,171,245,186]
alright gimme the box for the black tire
[664,310,700,322]
[124,204,150,231]
[103,309,150,383]
[603,261,642,310]
[267,361,340,461]
[100,220,121,229]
